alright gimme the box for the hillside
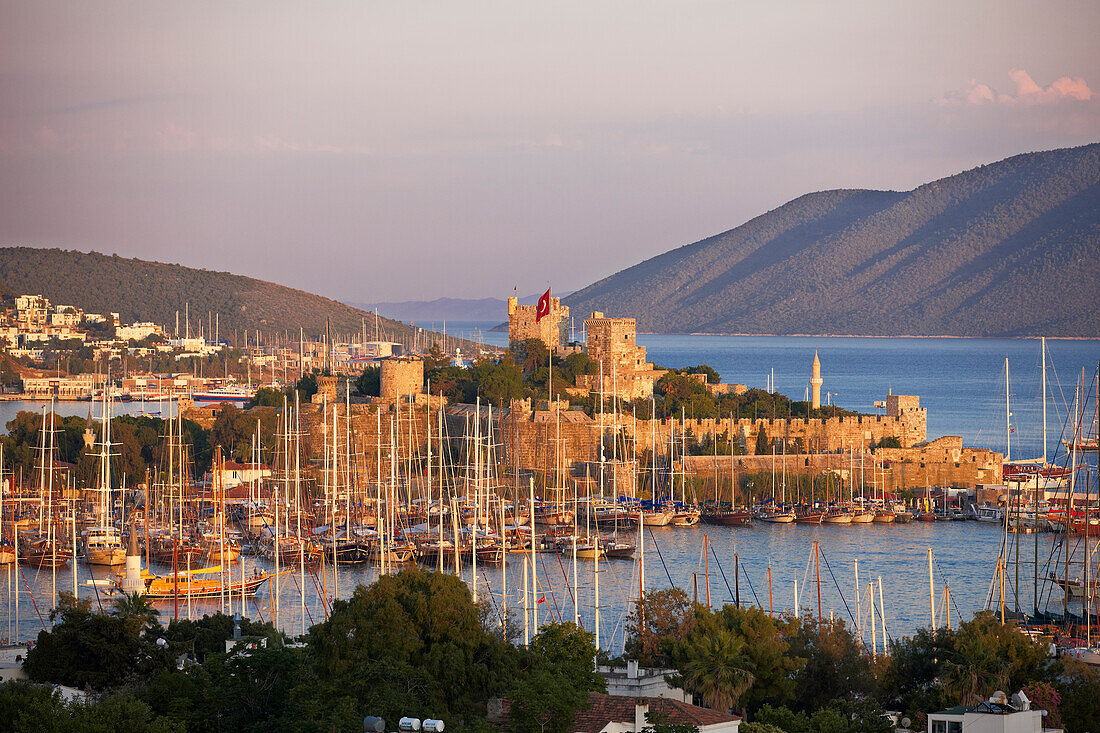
[566,143,1100,337]
[0,248,455,344]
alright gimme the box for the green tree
[1057,660,1100,733]
[642,711,700,733]
[294,372,318,402]
[940,612,1051,706]
[682,365,721,384]
[786,615,874,713]
[677,628,755,713]
[247,386,284,408]
[112,592,161,635]
[527,622,605,694]
[23,593,172,690]
[754,424,769,456]
[668,603,800,708]
[355,366,381,397]
[509,667,590,733]
[625,588,692,667]
[304,568,517,729]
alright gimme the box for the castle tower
[810,350,823,409]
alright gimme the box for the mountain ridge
[0,247,461,344]
[565,144,1100,337]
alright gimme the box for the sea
[2,332,1098,649]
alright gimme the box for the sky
[1,1,1098,303]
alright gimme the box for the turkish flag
[537,595,546,605]
[535,288,551,323]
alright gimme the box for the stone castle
[574,312,666,400]
[177,302,996,494]
[507,295,569,353]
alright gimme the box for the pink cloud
[950,69,1093,105]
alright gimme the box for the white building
[116,322,163,341]
[929,692,1062,733]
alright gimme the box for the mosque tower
[810,350,823,409]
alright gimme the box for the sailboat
[756,447,795,523]
[85,391,126,567]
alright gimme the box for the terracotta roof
[569,693,739,732]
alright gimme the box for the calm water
[0,397,177,429]
[3,333,1097,649]
[0,520,1074,651]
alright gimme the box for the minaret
[121,524,144,595]
[810,350,823,410]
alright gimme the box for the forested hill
[566,143,1100,337]
[0,248,443,342]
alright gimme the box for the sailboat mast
[1005,357,1011,464]
[1042,338,1047,466]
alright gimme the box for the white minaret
[811,350,823,410]
[121,525,144,595]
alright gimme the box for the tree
[625,589,692,667]
[509,668,589,733]
[683,365,721,384]
[940,612,1051,706]
[294,372,318,402]
[355,366,381,397]
[247,386,284,408]
[23,593,172,689]
[665,605,803,715]
[527,622,605,693]
[678,629,755,712]
[754,424,769,456]
[1056,660,1100,733]
[112,591,161,635]
[642,711,700,733]
[786,615,874,713]
[304,568,517,728]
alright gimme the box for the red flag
[537,595,546,605]
[535,288,551,323]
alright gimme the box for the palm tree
[680,629,755,712]
[111,591,160,634]
[942,634,1009,705]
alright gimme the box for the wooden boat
[0,543,14,564]
[84,526,127,566]
[794,508,824,524]
[630,508,675,526]
[558,535,603,560]
[872,509,897,523]
[602,537,636,559]
[756,507,796,523]
[672,508,701,527]
[259,535,323,565]
[134,565,275,600]
[147,534,205,565]
[850,508,876,523]
[533,503,574,526]
[701,507,753,526]
[586,503,631,529]
[199,535,241,564]
[19,539,72,567]
[822,508,852,524]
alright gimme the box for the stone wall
[680,435,1002,491]
[618,410,926,455]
